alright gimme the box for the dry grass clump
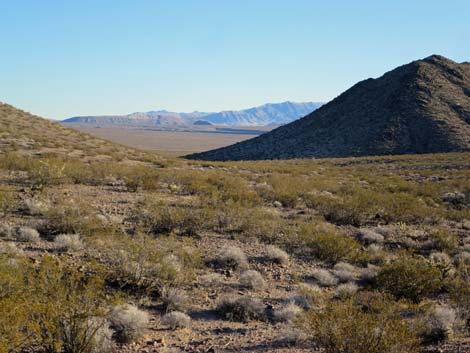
[359,264,380,284]
[265,245,289,265]
[274,302,303,323]
[90,322,114,353]
[109,304,149,343]
[216,246,248,269]
[54,234,84,251]
[334,282,359,299]
[292,283,325,310]
[357,228,384,244]
[161,311,191,329]
[22,196,50,215]
[454,251,470,266]
[310,268,338,287]
[161,287,189,312]
[278,324,308,345]
[423,306,459,342]
[198,272,224,287]
[333,262,360,283]
[0,222,14,238]
[239,270,265,290]
[14,226,41,242]
[217,296,266,322]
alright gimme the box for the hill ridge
[186,55,470,161]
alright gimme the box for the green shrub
[375,257,443,302]
[298,296,420,353]
[0,255,113,353]
[428,228,458,252]
[297,223,364,264]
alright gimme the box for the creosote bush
[298,295,420,353]
[375,256,443,302]
[0,255,113,353]
[297,223,363,264]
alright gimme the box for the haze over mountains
[63,101,322,127]
[188,55,470,161]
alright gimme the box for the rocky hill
[62,101,322,127]
[187,55,470,161]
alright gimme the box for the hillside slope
[0,103,159,162]
[187,55,470,161]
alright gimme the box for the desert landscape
[64,125,271,157]
[1,2,469,353]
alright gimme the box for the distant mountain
[63,111,187,127]
[187,55,470,161]
[62,101,322,127]
[199,101,323,126]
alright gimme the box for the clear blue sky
[1,0,469,120]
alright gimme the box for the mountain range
[187,55,470,161]
[62,101,323,127]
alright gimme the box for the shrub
[161,311,191,329]
[0,223,13,238]
[454,251,470,266]
[310,268,338,287]
[428,229,458,252]
[217,296,266,322]
[278,324,308,345]
[375,257,443,302]
[423,306,458,342]
[292,283,325,310]
[298,297,420,353]
[359,264,380,285]
[14,226,40,242]
[298,224,363,264]
[216,246,248,270]
[265,245,289,265]
[357,228,384,244]
[198,272,224,287]
[109,304,149,343]
[0,256,113,353]
[239,270,265,290]
[334,282,359,299]
[136,201,208,237]
[40,197,109,239]
[90,322,114,353]
[22,196,50,216]
[101,234,201,295]
[274,302,303,323]
[449,271,470,330]
[161,287,189,312]
[333,262,360,283]
[54,234,84,251]
[429,252,453,277]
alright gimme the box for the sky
[0,0,469,120]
